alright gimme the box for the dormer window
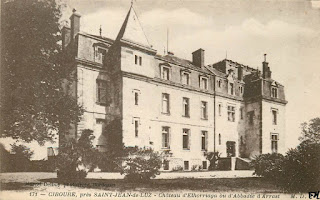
[271,87,278,98]
[200,76,208,90]
[95,47,107,64]
[181,71,190,85]
[93,43,109,64]
[217,79,222,88]
[239,86,244,95]
[160,65,170,80]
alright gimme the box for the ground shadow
[0,182,34,191]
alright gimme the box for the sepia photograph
[0,0,320,199]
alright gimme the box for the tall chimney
[61,26,71,49]
[70,8,81,41]
[192,48,205,68]
[262,54,271,79]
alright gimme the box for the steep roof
[156,54,211,74]
[116,5,151,49]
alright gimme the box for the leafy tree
[299,117,320,143]
[95,118,127,172]
[57,129,96,180]
[205,151,221,171]
[10,143,34,160]
[1,0,81,145]
[281,140,320,192]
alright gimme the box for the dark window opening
[163,160,169,170]
[184,161,189,170]
[202,161,207,170]
[134,120,139,137]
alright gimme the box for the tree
[95,118,127,172]
[299,117,320,143]
[57,129,96,180]
[1,0,81,145]
[10,143,34,160]
[205,151,220,171]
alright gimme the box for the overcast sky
[3,0,320,159]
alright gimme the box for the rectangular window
[271,87,278,98]
[271,133,278,153]
[181,72,190,85]
[229,83,234,95]
[183,129,190,150]
[163,160,169,170]
[201,101,208,119]
[240,107,243,120]
[202,161,207,170]
[248,111,254,125]
[184,161,189,170]
[218,104,222,116]
[96,80,108,104]
[201,131,207,151]
[134,120,139,137]
[162,127,170,148]
[161,67,170,80]
[139,56,142,66]
[134,92,139,105]
[183,97,190,117]
[200,77,208,90]
[135,55,138,65]
[272,110,277,125]
[162,93,170,114]
[227,106,235,122]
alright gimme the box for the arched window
[219,134,221,145]
[217,79,221,88]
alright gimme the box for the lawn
[35,177,281,193]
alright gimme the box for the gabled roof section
[116,5,151,49]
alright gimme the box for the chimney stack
[192,48,205,68]
[262,54,272,79]
[70,8,81,41]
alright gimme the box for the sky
[2,0,320,160]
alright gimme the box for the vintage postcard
[1,0,319,199]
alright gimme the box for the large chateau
[61,5,287,171]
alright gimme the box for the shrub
[120,147,162,182]
[251,153,285,181]
[172,165,183,172]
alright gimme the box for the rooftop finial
[72,8,77,13]
[99,25,102,36]
[131,0,133,6]
[264,53,267,62]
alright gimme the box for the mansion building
[62,5,287,171]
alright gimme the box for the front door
[226,141,236,157]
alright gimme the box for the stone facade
[62,6,287,171]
